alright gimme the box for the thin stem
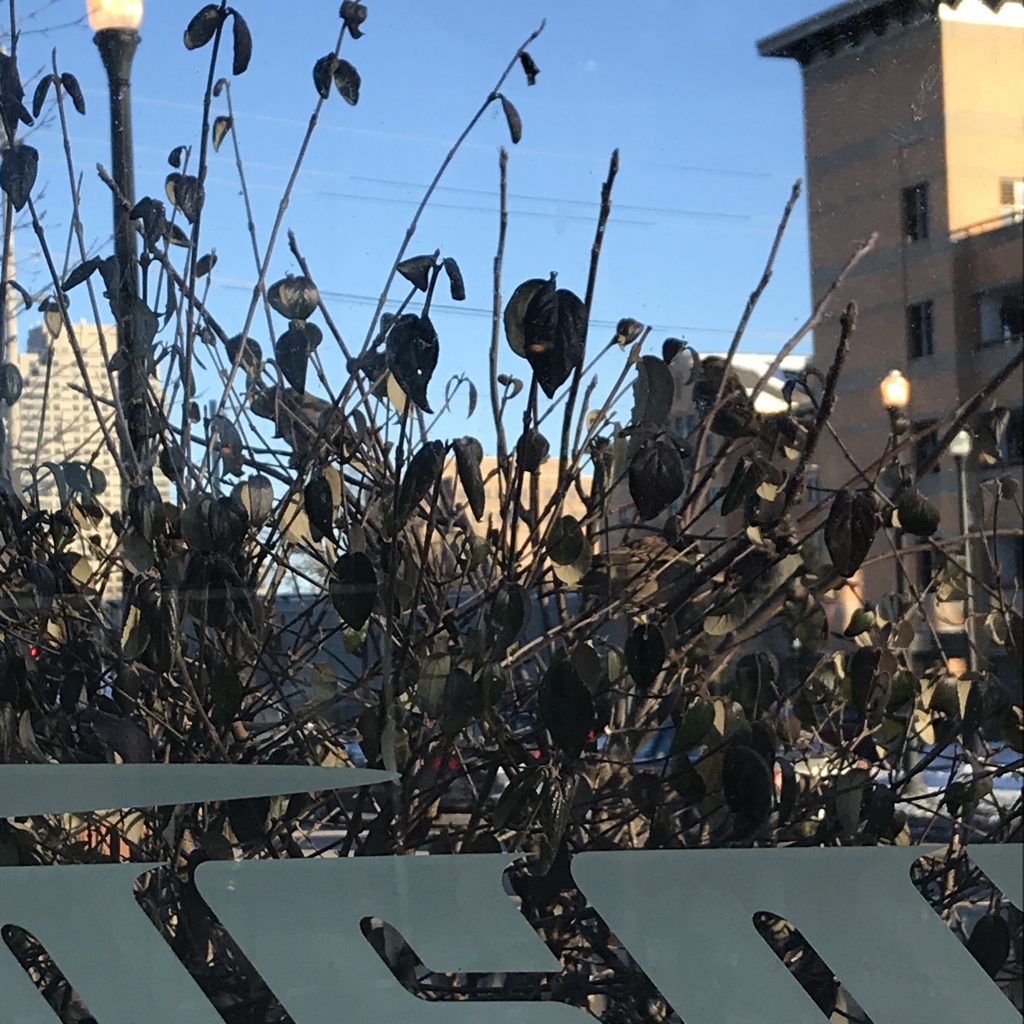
[558,148,618,491]
[749,231,877,406]
[692,178,801,479]
[359,20,546,356]
[489,147,510,466]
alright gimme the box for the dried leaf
[629,436,684,520]
[442,256,465,301]
[127,483,166,543]
[504,278,546,358]
[268,275,319,320]
[896,489,940,538]
[0,363,24,405]
[340,1,368,37]
[967,914,1010,978]
[313,54,336,99]
[518,50,540,85]
[274,321,322,394]
[304,474,334,542]
[195,251,218,277]
[547,515,585,566]
[723,744,772,825]
[232,474,273,527]
[633,355,674,430]
[212,115,232,152]
[165,172,204,225]
[396,254,435,293]
[486,583,529,651]
[330,552,377,630]
[230,9,252,75]
[521,276,585,398]
[396,440,445,527]
[0,144,38,212]
[538,660,594,758]
[184,4,224,50]
[385,313,439,414]
[625,622,665,689]
[60,72,86,115]
[31,74,54,119]
[333,59,360,105]
[825,489,878,577]
[498,93,521,144]
[517,429,549,472]
[453,436,485,521]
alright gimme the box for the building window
[902,182,929,241]
[979,286,1024,347]
[907,300,934,359]
[914,421,941,475]
[999,177,1024,222]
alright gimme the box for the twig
[359,20,546,356]
[784,301,856,510]
[489,147,510,465]
[750,232,877,405]
[558,148,618,491]
[693,179,801,477]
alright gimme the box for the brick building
[759,0,1023,669]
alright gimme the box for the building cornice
[757,0,1009,65]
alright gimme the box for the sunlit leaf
[212,115,232,151]
[165,172,204,225]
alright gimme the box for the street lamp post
[880,368,922,791]
[88,0,144,478]
[949,428,978,673]
[880,369,911,606]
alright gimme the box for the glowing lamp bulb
[87,0,143,32]
[880,369,910,410]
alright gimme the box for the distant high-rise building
[6,320,171,595]
[13,321,123,512]
[759,0,1023,670]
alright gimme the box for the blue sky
[12,0,829,449]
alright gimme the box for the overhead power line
[214,278,790,341]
